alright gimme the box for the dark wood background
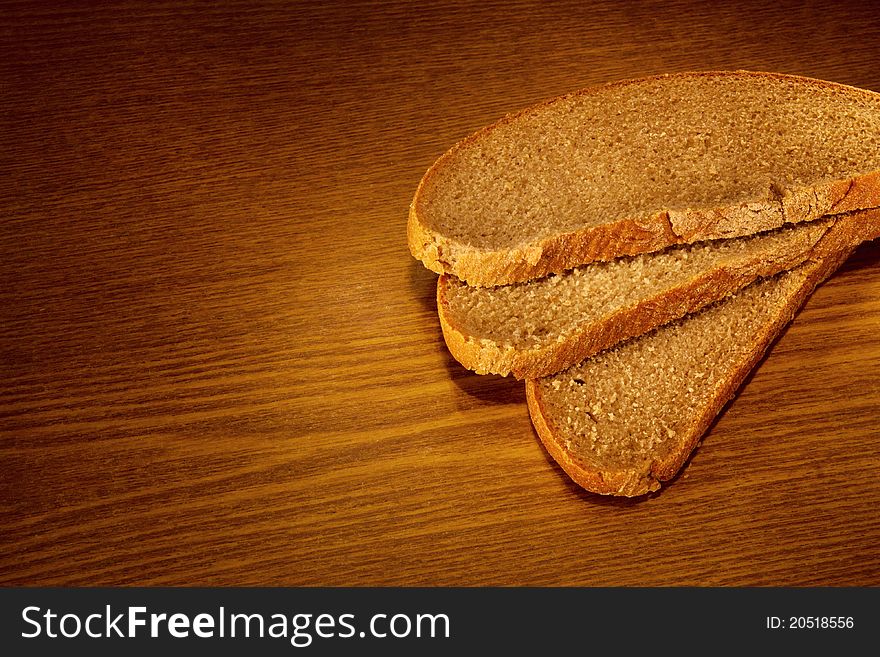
[2,0,879,585]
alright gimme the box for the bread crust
[525,210,880,496]
[439,209,880,379]
[409,70,880,286]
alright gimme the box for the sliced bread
[525,215,880,497]
[439,209,880,379]
[409,71,880,285]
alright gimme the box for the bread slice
[441,216,834,379]
[525,215,880,497]
[409,71,880,286]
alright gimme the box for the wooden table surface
[2,0,879,586]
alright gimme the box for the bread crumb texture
[534,269,806,477]
[419,72,880,249]
[443,220,827,350]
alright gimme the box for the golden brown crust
[409,70,880,286]
[525,211,880,497]
[439,208,880,379]
[526,378,662,496]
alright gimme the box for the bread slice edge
[409,71,880,286]
[525,214,880,496]
[440,208,880,379]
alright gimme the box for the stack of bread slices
[408,71,880,497]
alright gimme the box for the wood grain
[1,0,879,586]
